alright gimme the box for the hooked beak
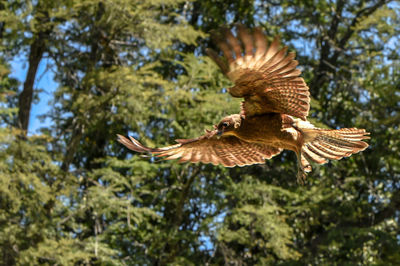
[217,130,223,139]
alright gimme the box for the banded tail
[296,126,370,183]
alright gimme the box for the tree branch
[332,0,390,64]
[174,165,201,227]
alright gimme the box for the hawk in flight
[118,25,370,183]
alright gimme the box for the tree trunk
[18,37,46,132]
[17,2,52,134]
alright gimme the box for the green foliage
[218,175,301,263]
[0,0,399,264]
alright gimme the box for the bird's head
[215,114,242,137]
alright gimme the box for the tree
[0,0,399,264]
[0,0,71,133]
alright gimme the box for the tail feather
[301,128,369,165]
[311,142,352,158]
[307,143,340,161]
[302,145,328,164]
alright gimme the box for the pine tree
[0,0,399,264]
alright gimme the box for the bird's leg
[295,151,310,185]
[296,167,307,185]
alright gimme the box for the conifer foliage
[1,0,399,264]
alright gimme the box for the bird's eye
[222,122,229,128]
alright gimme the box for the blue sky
[10,56,57,135]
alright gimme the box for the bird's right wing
[207,25,310,120]
[117,132,282,167]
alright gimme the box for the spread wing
[117,132,282,167]
[207,25,310,120]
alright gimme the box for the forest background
[0,0,399,264]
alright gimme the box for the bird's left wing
[207,25,310,120]
[117,132,282,167]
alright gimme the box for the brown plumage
[118,26,370,183]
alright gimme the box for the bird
[117,25,370,184]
